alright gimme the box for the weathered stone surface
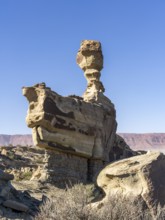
[0,145,101,187]
[96,152,165,212]
[77,40,105,102]
[22,83,116,162]
[3,200,29,212]
[30,149,88,187]
[22,41,117,165]
[0,170,14,181]
[0,168,40,218]
[22,40,140,185]
[0,183,11,197]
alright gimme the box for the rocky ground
[0,145,165,219]
[0,146,59,193]
[0,146,65,219]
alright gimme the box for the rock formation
[23,40,136,185]
[96,151,165,215]
[22,82,116,161]
[77,40,105,102]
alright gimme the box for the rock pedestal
[30,149,105,186]
[32,150,88,187]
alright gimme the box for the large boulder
[96,151,165,213]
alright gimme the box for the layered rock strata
[77,40,105,102]
[0,145,88,189]
[22,82,116,162]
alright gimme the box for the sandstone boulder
[96,151,165,213]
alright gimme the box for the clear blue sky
[0,0,165,134]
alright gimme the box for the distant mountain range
[0,133,165,153]
[0,134,33,146]
[119,133,165,153]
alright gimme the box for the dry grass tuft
[35,184,165,220]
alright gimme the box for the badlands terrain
[0,133,165,153]
[119,133,165,153]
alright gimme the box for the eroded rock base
[31,149,104,187]
[0,146,104,188]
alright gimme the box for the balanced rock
[22,40,136,184]
[22,40,117,163]
[22,40,119,183]
[96,151,165,212]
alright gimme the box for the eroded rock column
[77,40,105,102]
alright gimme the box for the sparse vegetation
[19,171,33,180]
[35,184,165,220]
[7,151,15,159]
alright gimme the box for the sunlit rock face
[22,82,116,162]
[96,152,165,215]
[77,40,105,103]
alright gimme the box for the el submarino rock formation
[22,40,134,185]
[2,40,163,218]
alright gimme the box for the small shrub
[7,151,15,159]
[35,184,91,220]
[20,171,33,180]
[35,184,165,220]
